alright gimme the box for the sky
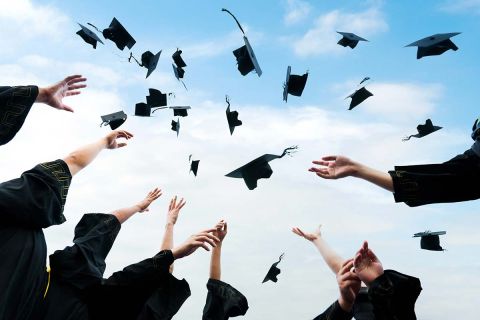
[1,0,480,318]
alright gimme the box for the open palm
[309,155,357,179]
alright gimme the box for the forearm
[161,224,174,250]
[35,87,48,104]
[353,163,394,192]
[312,238,343,274]
[63,137,107,176]
[111,204,142,224]
[209,244,222,280]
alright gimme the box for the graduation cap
[413,231,446,251]
[189,155,200,176]
[128,50,161,79]
[171,118,180,137]
[225,146,298,190]
[283,66,308,102]
[170,106,191,117]
[101,18,136,50]
[134,102,157,117]
[403,119,442,141]
[172,49,187,68]
[146,88,167,108]
[337,31,368,49]
[100,111,127,130]
[225,95,242,135]
[471,117,480,140]
[405,33,461,59]
[222,8,262,77]
[262,253,284,283]
[76,23,104,49]
[346,84,373,110]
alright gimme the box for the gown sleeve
[313,300,353,320]
[368,269,422,320]
[202,279,249,320]
[0,159,71,228]
[0,85,39,145]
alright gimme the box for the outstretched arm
[63,130,133,176]
[292,225,343,274]
[160,196,186,251]
[111,188,162,224]
[309,155,394,192]
[210,220,227,280]
[35,74,87,112]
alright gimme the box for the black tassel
[221,8,246,35]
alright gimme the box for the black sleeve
[0,159,71,228]
[368,269,422,320]
[0,85,39,145]
[202,279,249,320]
[313,301,353,320]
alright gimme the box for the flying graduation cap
[225,95,242,135]
[283,66,308,102]
[413,231,446,251]
[171,118,180,137]
[100,111,127,130]
[225,146,298,190]
[90,18,136,51]
[76,23,104,49]
[146,88,168,108]
[189,155,200,176]
[262,253,284,283]
[346,78,373,110]
[337,31,368,49]
[129,50,162,78]
[170,106,191,117]
[172,48,187,79]
[403,119,442,141]
[405,33,461,59]
[222,8,262,77]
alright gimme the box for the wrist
[337,297,354,312]
[36,87,48,104]
[165,222,175,228]
[351,162,363,178]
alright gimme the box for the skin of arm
[309,155,394,192]
[111,188,162,224]
[35,75,87,112]
[210,220,227,280]
[292,225,343,274]
[160,196,186,251]
[63,130,133,176]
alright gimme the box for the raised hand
[167,196,186,225]
[105,130,134,149]
[292,225,322,242]
[172,229,220,259]
[37,75,87,112]
[213,220,227,243]
[353,241,384,286]
[309,155,358,179]
[137,188,162,213]
[336,259,361,312]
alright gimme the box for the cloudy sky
[1,0,479,318]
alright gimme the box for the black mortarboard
[283,66,308,102]
[146,88,167,108]
[262,253,284,283]
[413,231,446,251]
[170,106,191,117]
[102,18,136,50]
[406,33,461,59]
[141,50,161,78]
[172,64,186,80]
[134,103,152,117]
[189,155,200,176]
[403,119,442,141]
[346,86,373,110]
[172,49,187,68]
[171,118,180,137]
[76,23,104,49]
[222,8,262,77]
[471,117,480,140]
[100,111,127,130]
[225,95,242,135]
[337,31,368,49]
[225,146,298,190]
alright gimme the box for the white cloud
[284,0,312,26]
[440,0,480,14]
[293,5,388,57]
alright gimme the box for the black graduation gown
[0,159,71,320]
[42,213,122,320]
[389,148,480,206]
[202,279,249,320]
[0,85,38,145]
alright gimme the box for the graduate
[292,225,374,319]
[0,129,133,320]
[313,241,422,320]
[0,75,87,145]
[309,120,480,206]
[202,220,249,320]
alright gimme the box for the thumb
[62,104,74,113]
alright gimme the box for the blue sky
[1,0,480,319]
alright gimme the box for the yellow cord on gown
[43,266,51,299]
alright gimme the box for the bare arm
[160,196,186,251]
[292,225,343,274]
[111,188,162,224]
[309,155,394,192]
[63,130,133,176]
[210,220,227,280]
